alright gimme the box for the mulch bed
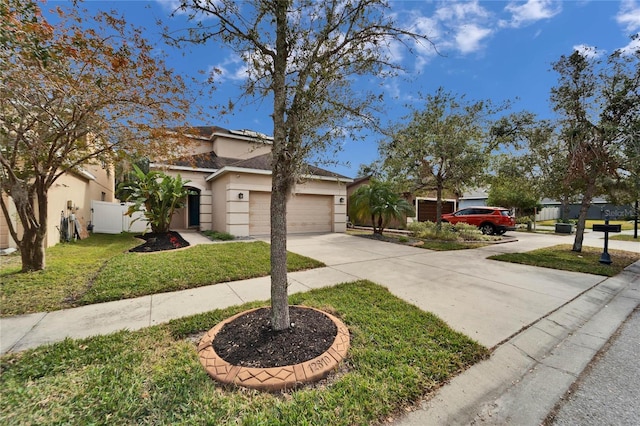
[129,231,190,252]
[212,306,337,368]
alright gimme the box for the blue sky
[51,1,640,178]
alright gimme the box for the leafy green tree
[487,158,541,216]
[381,88,501,228]
[119,165,194,234]
[550,45,640,251]
[349,180,415,234]
[172,0,431,330]
[0,1,192,272]
[488,113,573,220]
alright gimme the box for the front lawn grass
[536,219,635,231]
[610,234,639,242]
[0,233,323,317]
[0,281,488,425]
[489,244,640,277]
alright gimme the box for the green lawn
[537,219,636,231]
[0,281,488,425]
[489,244,640,276]
[610,234,639,242]
[0,233,323,317]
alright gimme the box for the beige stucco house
[1,162,115,250]
[153,126,352,236]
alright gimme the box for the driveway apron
[284,233,606,348]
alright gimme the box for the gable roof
[163,151,351,182]
[204,153,352,182]
[170,151,239,170]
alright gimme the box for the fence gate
[90,201,149,234]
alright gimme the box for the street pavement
[1,228,638,425]
[548,307,640,426]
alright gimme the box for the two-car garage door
[249,192,333,235]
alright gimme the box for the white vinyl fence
[90,201,150,234]
[535,206,560,222]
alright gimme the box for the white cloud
[617,0,640,32]
[435,0,490,22]
[618,35,640,55]
[573,44,604,59]
[455,24,493,54]
[418,0,493,54]
[154,0,187,15]
[501,0,562,28]
[208,54,249,83]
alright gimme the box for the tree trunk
[269,0,291,332]
[435,181,443,230]
[561,196,570,222]
[4,178,49,272]
[572,183,596,252]
[20,228,46,272]
[376,215,384,234]
[270,177,290,331]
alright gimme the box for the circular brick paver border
[198,306,350,391]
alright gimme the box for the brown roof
[171,152,350,179]
[170,151,238,169]
[185,126,230,139]
[228,154,350,179]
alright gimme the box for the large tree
[0,1,193,271]
[171,0,430,330]
[380,87,501,228]
[550,45,640,251]
[489,112,573,220]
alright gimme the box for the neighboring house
[1,162,115,250]
[346,176,455,227]
[459,189,634,221]
[151,126,352,236]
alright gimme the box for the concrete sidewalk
[1,230,638,425]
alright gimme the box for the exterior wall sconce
[339,197,345,203]
[238,193,244,200]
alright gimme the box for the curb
[198,306,350,391]
[394,262,640,425]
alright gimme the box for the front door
[188,191,200,227]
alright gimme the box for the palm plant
[349,180,415,234]
[119,165,195,233]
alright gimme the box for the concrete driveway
[283,231,619,348]
[2,229,636,355]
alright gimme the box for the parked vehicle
[441,207,516,235]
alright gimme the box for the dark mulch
[212,306,337,368]
[129,231,190,253]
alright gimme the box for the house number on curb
[308,355,332,373]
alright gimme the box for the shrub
[516,215,534,224]
[453,223,484,240]
[203,230,235,241]
[408,221,489,241]
[408,221,458,241]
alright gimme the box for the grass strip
[536,219,635,231]
[488,244,640,276]
[0,280,488,425]
[1,234,323,317]
[609,234,639,242]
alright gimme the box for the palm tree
[349,180,415,234]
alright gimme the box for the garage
[249,192,333,235]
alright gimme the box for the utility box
[555,223,573,234]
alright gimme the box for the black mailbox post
[592,217,622,264]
